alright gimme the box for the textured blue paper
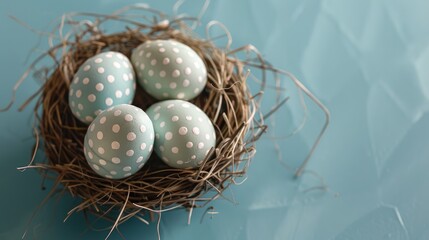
[1,0,428,239]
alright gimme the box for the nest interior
[35,17,261,223]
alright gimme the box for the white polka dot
[140,125,146,133]
[148,70,154,76]
[154,113,160,120]
[125,88,131,96]
[99,159,107,165]
[113,110,121,116]
[198,76,203,82]
[165,132,173,140]
[177,92,185,99]
[69,89,74,96]
[177,160,183,164]
[87,94,96,102]
[123,166,132,172]
[162,57,170,64]
[75,90,82,98]
[105,175,113,179]
[172,116,179,122]
[90,124,95,131]
[186,142,193,148]
[185,67,192,75]
[124,173,132,177]
[176,57,183,64]
[88,151,93,159]
[186,116,192,121]
[97,131,103,140]
[98,147,105,154]
[159,146,165,152]
[83,65,91,71]
[191,155,196,159]
[194,62,200,68]
[167,104,175,109]
[106,53,113,58]
[146,52,152,58]
[183,79,190,87]
[95,83,104,91]
[71,101,76,107]
[111,141,120,149]
[115,90,123,98]
[140,143,147,150]
[107,75,115,83]
[149,144,153,152]
[171,147,179,153]
[99,116,106,124]
[173,48,179,53]
[92,164,99,170]
[194,88,200,94]
[205,134,210,140]
[159,47,166,52]
[179,127,188,135]
[150,133,154,139]
[81,78,89,85]
[155,83,162,89]
[112,124,120,133]
[85,116,93,122]
[138,50,144,56]
[162,93,169,97]
[88,139,94,148]
[110,171,117,175]
[150,59,157,66]
[198,117,203,122]
[160,121,165,127]
[127,132,136,141]
[126,150,134,156]
[98,67,105,73]
[172,69,180,78]
[140,63,145,70]
[159,71,166,77]
[198,142,205,149]
[113,62,121,68]
[193,127,200,135]
[75,112,81,117]
[125,114,133,121]
[73,77,79,84]
[156,133,160,139]
[94,58,103,63]
[105,98,113,106]
[123,74,129,81]
[136,156,144,163]
[154,106,161,112]
[112,157,121,164]
[168,82,177,89]
[78,103,84,110]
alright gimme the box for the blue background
[1,0,428,239]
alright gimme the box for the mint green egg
[69,51,136,124]
[146,100,216,169]
[84,104,154,179]
[131,40,207,100]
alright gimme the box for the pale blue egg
[84,104,154,179]
[69,51,136,124]
[146,100,216,169]
[131,40,207,100]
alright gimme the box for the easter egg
[146,100,216,168]
[83,104,154,179]
[131,39,207,100]
[69,51,136,124]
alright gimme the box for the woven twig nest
[23,6,267,229]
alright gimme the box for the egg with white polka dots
[131,39,207,100]
[69,51,136,124]
[83,104,154,179]
[146,100,216,169]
